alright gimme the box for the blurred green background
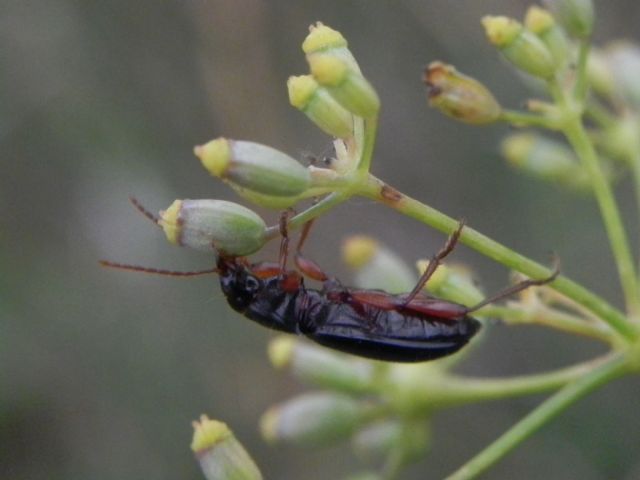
[3,1,640,479]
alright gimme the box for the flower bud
[195,138,311,197]
[502,133,597,190]
[268,336,375,393]
[606,42,640,109]
[191,415,263,480]
[352,420,430,465]
[302,22,360,72]
[524,6,569,68]
[424,62,502,125]
[587,49,615,99]
[260,393,372,446]
[288,75,354,138]
[159,199,267,256]
[308,54,380,118]
[416,260,484,307]
[543,0,594,38]
[482,16,556,79]
[342,235,416,294]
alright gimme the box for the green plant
[182,3,640,479]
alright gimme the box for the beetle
[102,200,558,362]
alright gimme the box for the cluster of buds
[149,23,384,262]
[424,1,640,194]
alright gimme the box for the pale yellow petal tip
[194,137,231,178]
[524,6,555,34]
[501,134,535,167]
[482,16,522,47]
[309,54,348,86]
[191,415,232,453]
[302,22,347,54]
[342,235,378,269]
[287,75,317,109]
[159,199,183,245]
[268,336,295,369]
[259,408,279,444]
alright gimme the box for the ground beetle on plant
[102,198,558,362]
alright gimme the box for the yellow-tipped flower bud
[268,336,375,394]
[543,0,594,38]
[525,6,569,68]
[308,54,380,118]
[288,75,354,138]
[191,416,263,480]
[159,199,267,256]
[424,62,502,125]
[482,16,556,79]
[260,393,372,446]
[341,235,416,294]
[195,138,311,197]
[302,22,359,72]
[502,133,597,190]
[416,260,484,307]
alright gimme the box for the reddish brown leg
[402,220,465,305]
[465,260,560,313]
[294,219,329,282]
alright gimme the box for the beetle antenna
[465,259,560,313]
[129,196,161,226]
[100,260,218,277]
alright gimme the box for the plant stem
[574,39,591,103]
[562,116,640,318]
[358,174,637,340]
[499,110,556,129]
[483,305,617,344]
[444,352,628,480]
[421,353,618,409]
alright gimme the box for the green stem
[358,174,637,340]
[483,305,617,344]
[357,116,379,174]
[563,116,640,318]
[422,352,618,409]
[499,110,556,129]
[444,352,628,480]
[574,39,591,102]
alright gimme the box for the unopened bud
[502,133,597,190]
[342,235,416,294]
[268,336,375,393]
[482,16,556,79]
[416,260,484,307]
[302,22,359,72]
[195,138,311,197]
[288,75,354,138]
[352,420,430,465]
[587,49,615,99]
[525,6,569,67]
[424,62,502,125]
[308,54,380,118]
[159,199,266,256]
[607,42,640,109]
[260,393,372,446]
[543,0,594,38]
[191,415,263,480]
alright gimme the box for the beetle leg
[402,220,465,306]
[293,219,331,282]
[465,258,560,313]
[277,209,297,276]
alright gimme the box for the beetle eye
[245,276,260,293]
